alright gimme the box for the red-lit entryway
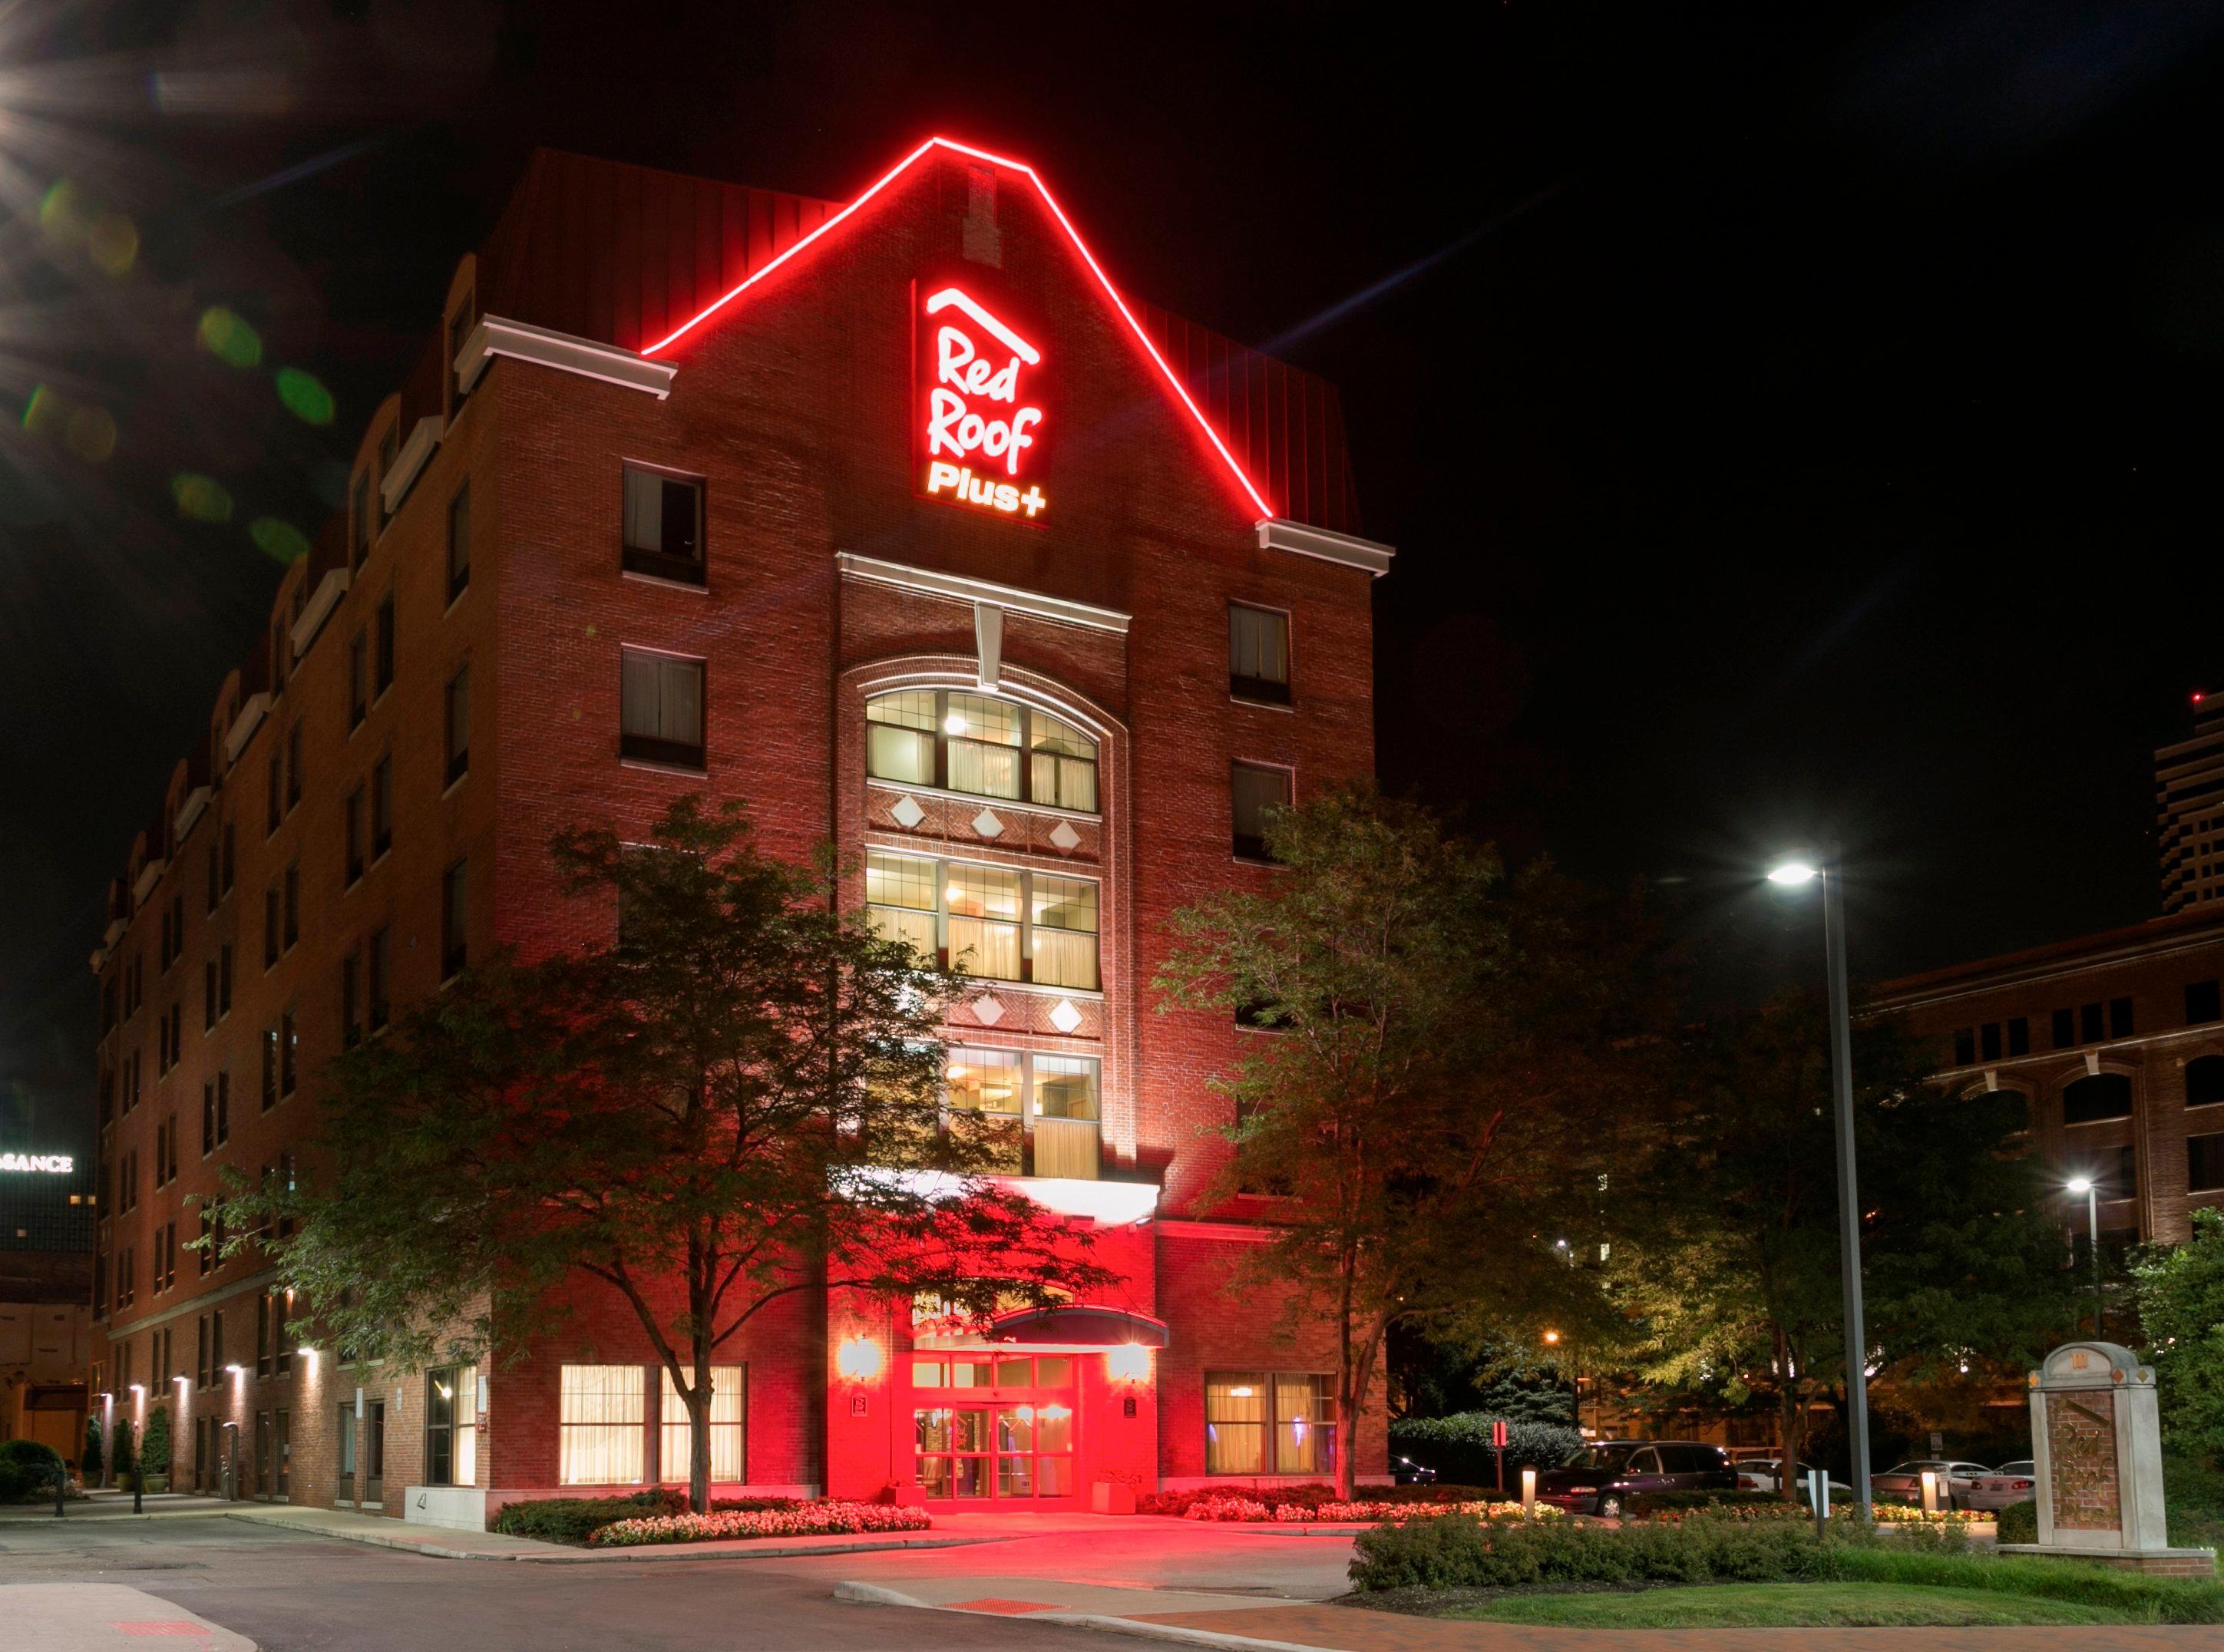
[912,1354,1079,1505]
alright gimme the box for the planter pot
[140,1474,169,1493]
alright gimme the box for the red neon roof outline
[638,136,1277,521]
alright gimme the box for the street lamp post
[1767,849,1873,1521]
[2066,1176,2102,1336]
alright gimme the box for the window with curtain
[866,690,938,785]
[1205,1373,1266,1475]
[426,1363,478,1485]
[621,466,705,583]
[946,864,1022,981]
[945,1048,1024,1116]
[863,689,1100,814]
[865,851,938,955]
[1029,713,1098,811]
[1205,1370,1335,1476]
[1030,875,1099,990]
[944,692,1023,800]
[1273,1373,1333,1474]
[560,1364,644,1485]
[1229,603,1291,704]
[1231,763,1293,861]
[620,649,706,769]
[659,1366,744,1483]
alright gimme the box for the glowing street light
[2067,1175,2102,1336]
[1766,845,1872,1521]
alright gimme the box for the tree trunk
[1773,1324,1801,1503]
[689,1345,713,1515]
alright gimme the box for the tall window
[266,752,282,835]
[2188,1056,2224,1108]
[560,1365,644,1485]
[940,1049,1100,1177]
[261,1024,277,1110]
[865,852,1100,990]
[371,756,392,858]
[441,860,468,980]
[2191,1132,2224,1193]
[368,927,389,1032]
[374,594,395,695]
[349,472,369,571]
[283,861,299,950]
[375,422,398,531]
[345,785,365,885]
[660,1366,743,1483]
[263,884,280,968]
[446,484,471,601]
[1231,763,1293,861]
[348,629,367,729]
[864,690,1099,813]
[621,466,705,584]
[1229,603,1291,705]
[448,300,474,408]
[444,666,470,786]
[1205,1371,1333,1477]
[279,1007,297,1096]
[620,649,706,769]
[341,948,362,1048]
[426,1365,479,1486]
[286,722,302,811]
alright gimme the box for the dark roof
[1871,905,2224,1005]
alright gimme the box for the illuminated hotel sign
[0,1152,73,1174]
[920,284,1048,520]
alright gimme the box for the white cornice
[1256,517,1395,577]
[290,566,349,658]
[173,785,210,845]
[223,692,270,763]
[132,858,166,905]
[455,316,676,401]
[380,415,443,514]
[836,552,1131,634]
[103,918,127,950]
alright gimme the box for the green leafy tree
[1154,788,1659,1496]
[140,1403,170,1479]
[2133,1205,2224,1468]
[210,796,1115,1512]
[1623,993,2077,1486]
[112,1416,134,1488]
[81,1414,101,1481]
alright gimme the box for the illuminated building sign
[0,1152,72,1174]
[919,284,1048,520]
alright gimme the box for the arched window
[2061,1073,2133,1125]
[2187,1055,2224,1109]
[865,689,1099,814]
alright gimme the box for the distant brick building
[2158,694,2224,915]
[88,139,1392,1523]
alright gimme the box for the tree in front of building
[111,1416,134,1489]
[140,1403,170,1486]
[1621,994,2078,1488]
[1155,788,1660,1498]
[2133,1206,2224,1468]
[81,1414,101,1482]
[208,795,1116,1514]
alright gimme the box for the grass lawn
[1455,1582,2140,1628]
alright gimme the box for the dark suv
[1533,1440,1737,1518]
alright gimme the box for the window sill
[620,755,709,778]
[1231,853,1287,870]
[442,771,468,800]
[622,566,709,593]
[1230,689,1295,713]
[444,583,469,617]
[867,775,1102,826]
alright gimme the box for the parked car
[1960,1460,2037,1511]
[1733,1458,1852,1496]
[1534,1441,1738,1518]
[1872,1459,1994,1508]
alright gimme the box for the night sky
[5,1,2223,1146]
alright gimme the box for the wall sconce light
[835,1335,884,1382]
[1105,1343,1152,1384]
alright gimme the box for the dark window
[205,959,217,1030]
[202,1080,216,1154]
[621,467,705,583]
[2008,1016,2031,1057]
[1229,603,1292,705]
[2187,1056,2224,1108]
[619,649,706,768]
[2081,1003,2105,1044]
[349,472,370,571]
[374,594,395,695]
[442,860,468,980]
[279,1007,297,1096]
[283,861,299,950]
[221,819,235,895]
[2110,1143,2136,1199]
[220,943,232,1016]
[206,838,220,914]
[2062,1072,2133,1125]
[447,483,471,601]
[371,757,392,858]
[266,752,282,835]
[348,629,367,729]
[263,885,279,968]
[2110,997,2135,1039]
[1978,1022,2001,1061]
[375,423,398,531]
[1952,1028,1975,1066]
[1231,763,1293,861]
[444,666,470,785]
[345,785,365,885]
[448,302,474,406]
[2190,1132,2224,1194]
[216,1069,229,1145]
[2189,980,2222,1026]
[2052,1008,2075,1049]
[368,927,389,1032]
[341,949,361,1049]
[261,1026,277,1110]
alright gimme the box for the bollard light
[1521,1466,1537,1518]
[1920,1469,1941,1514]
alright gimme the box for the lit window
[944,693,1022,801]
[659,1366,743,1484]
[1033,1055,1098,1122]
[1229,603,1291,705]
[944,1047,1024,1117]
[1030,875,1099,990]
[560,1364,644,1485]
[620,649,706,769]
[427,1365,478,1486]
[864,689,1099,815]
[865,691,937,785]
[946,864,1022,982]
[865,851,937,956]
[1029,713,1097,811]
[1205,1370,1333,1477]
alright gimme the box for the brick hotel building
[87,139,1393,1522]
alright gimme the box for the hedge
[1388,1416,1584,1485]
[1350,1509,1824,1591]
[0,1441,65,1502]
[1997,1500,2038,1544]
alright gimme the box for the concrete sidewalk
[0,1491,237,1521]
[2,1581,256,1651]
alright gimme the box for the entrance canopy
[987,1304,1169,1348]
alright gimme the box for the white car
[1733,1458,1851,1496]
[1872,1459,1994,1508]
[1961,1460,2037,1511]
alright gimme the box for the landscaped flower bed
[1181,1492,1561,1524]
[1872,1505,1991,1526]
[587,1499,933,1547]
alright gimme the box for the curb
[832,1582,1340,1652]
[223,1510,1001,1564]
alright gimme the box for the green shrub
[82,1416,103,1479]
[1390,1416,1584,1484]
[1350,1510,1826,1592]
[1996,1500,2037,1544]
[139,1407,171,1478]
[0,1461,28,1503]
[0,1439,65,1482]
[490,1490,686,1543]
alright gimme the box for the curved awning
[987,1304,1170,1348]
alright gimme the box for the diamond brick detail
[1049,998,1083,1033]
[1049,820,1082,852]
[889,795,925,830]
[972,995,1005,1026]
[972,808,1004,838]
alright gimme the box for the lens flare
[275,366,332,425]
[87,212,136,275]
[21,383,64,434]
[198,306,262,368]
[249,517,310,563]
[64,405,116,461]
[170,472,233,522]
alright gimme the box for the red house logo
[920,285,1049,520]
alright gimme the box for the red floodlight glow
[639,136,1277,522]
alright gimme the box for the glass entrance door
[912,1354,1076,1504]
